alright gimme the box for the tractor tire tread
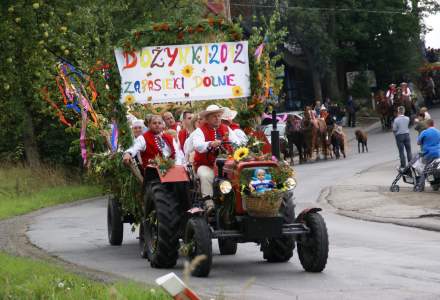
[298,213,329,272]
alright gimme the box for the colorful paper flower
[124,94,135,105]
[233,147,249,161]
[232,86,243,97]
[181,65,194,78]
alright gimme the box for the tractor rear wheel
[144,182,180,268]
[262,193,295,262]
[107,197,123,246]
[185,217,212,277]
[218,238,237,255]
[297,212,328,272]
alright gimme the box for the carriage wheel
[107,197,123,246]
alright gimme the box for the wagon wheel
[107,197,123,246]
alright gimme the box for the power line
[230,3,410,15]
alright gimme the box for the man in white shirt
[386,83,397,105]
[123,115,185,168]
[401,82,412,100]
[192,105,240,212]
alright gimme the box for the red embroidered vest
[140,131,175,168]
[194,124,232,169]
[178,128,189,152]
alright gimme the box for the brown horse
[330,127,346,159]
[375,90,393,130]
[302,107,328,161]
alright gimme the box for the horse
[375,90,393,130]
[330,127,346,159]
[285,115,306,164]
[302,107,328,161]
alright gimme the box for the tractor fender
[295,207,322,223]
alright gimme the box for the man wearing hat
[221,107,247,145]
[386,83,397,106]
[193,105,240,212]
[401,82,411,101]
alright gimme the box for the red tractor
[130,155,329,277]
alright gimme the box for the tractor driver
[123,115,184,168]
[193,105,240,212]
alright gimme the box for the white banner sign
[114,41,250,104]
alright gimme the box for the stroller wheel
[390,185,400,192]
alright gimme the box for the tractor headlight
[219,180,232,194]
[285,177,297,190]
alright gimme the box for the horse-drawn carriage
[107,144,329,277]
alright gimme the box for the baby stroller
[390,154,423,192]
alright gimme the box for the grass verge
[0,252,169,299]
[0,164,170,299]
[0,164,101,220]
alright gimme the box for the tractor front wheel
[297,212,329,272]
[261,192,295,262]
[184,217,212,277]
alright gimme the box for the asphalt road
[28,108,440,300]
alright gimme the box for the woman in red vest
[192,105,240,212]
[123,115,182,168]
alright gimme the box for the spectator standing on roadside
[393,106,412,169]
[420,107,431,120]
[414,112,428,135]
[314,100,322,117]
[346,95,357,127]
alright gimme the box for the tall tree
[0,0,206,165]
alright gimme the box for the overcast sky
[424,13,440,48]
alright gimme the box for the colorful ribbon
[40,87,72,127]
[110,120,118,152]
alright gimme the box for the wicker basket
[243,190,283,217]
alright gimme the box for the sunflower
[232,86,243,97]
[233,147,249,161]
[181,65,194,78]
[124,94,135,105]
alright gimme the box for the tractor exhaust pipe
[271,110,280,159]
